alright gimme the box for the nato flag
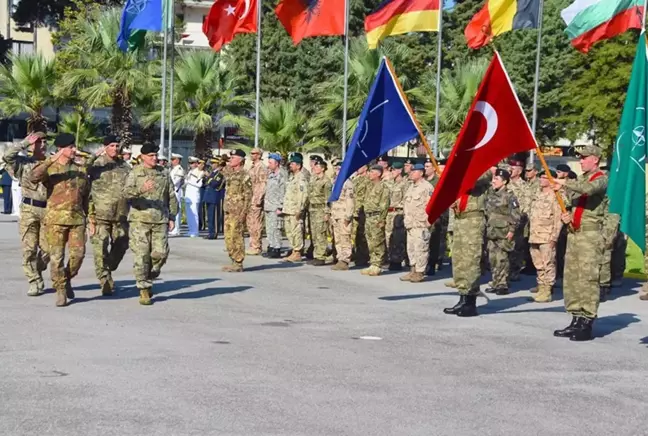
[329,57,419,202]
[117,0,163,52]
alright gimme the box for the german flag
[365,0,440,50]
[465,0,540,49]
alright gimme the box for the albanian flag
[275,0,345,45]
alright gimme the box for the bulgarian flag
[561,0,644,53]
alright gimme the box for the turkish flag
[203,0,257,52]
[275,0,345,45]
[425,52,537,224]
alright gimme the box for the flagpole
[341,0,350,160]
[253,0,262,148]
[529,0,544,165]
[168,20,175,159]
[159,18,168,153]
[433,0,443,157]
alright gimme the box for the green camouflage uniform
[507,177,528,279]
[385,177,408,265]
[3,142,50,293]
[308,173,332,261]
[363,180,390,268]
[283,170,309,253]
[485,185,522,290]
[352,174,371,266]
[123,165,178,291]
[427,174,447,271]
[88,154,130,287]
[599,199,625,288]
[222,166,252,266]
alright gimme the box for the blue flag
[329,57,420,202]
[117,0,164,52]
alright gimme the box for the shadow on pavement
[640,336,648,347]
[244,263,304,272]
[154,285,252,302]
[379,292,457,301]
[607,279,641,301]
[595,313,641,338]
[479,296,560,315]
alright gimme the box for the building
[0,0,55,59]
[177,0,213,50]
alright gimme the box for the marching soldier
[203,157,226,240]
[283,154,309,263]
[401,164,433,283]
[221,149,252,272]
[30,134,89,307]
[169,153,184,236]
[361,165,390,276]
[2,132,50,296]
[330,161,355,271]
[352,164,370,267]
[246,148,267,255]
[264,153,287,258]
[385,161,407,271]
[122,142,178,305]
[551,145,607,341]
[87,135,131,296]
[308,159,332,266]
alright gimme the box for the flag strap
[384,57,441,176]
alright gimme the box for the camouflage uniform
[222,167,252,267]
[403,178,433,280]
[427,174,447,273]
[508,177,528,280]
[352,174,371,266]
[362,180,390,274]
[307,172,332,262]
[263,167,287,251]
[88,154,130,294]
[330,178,354,267]
[599,201,621,292]
[3,142,49,295]
[247,160,267,253]
[385,176,408,267]
[485,185,521,292]
[123,164,178,297]
[283,170,309,258]
[30,157,89,306]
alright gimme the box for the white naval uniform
[11,176,21,217]
[184,168,204,237]
[169,164,185,235]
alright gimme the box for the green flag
[608,31,648,253]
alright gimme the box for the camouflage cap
[525,161,540,171]
[576,145,603,158]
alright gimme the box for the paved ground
[1,212,647,436]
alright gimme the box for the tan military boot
[139,289,153,306]
[533,285,552,303]
[444,279,456,288]
[400,267,416,282]
[409,272,425,283]
[361,265,381,276]
[246,248,261,256]
[639,292,648,301]
[27,282,43,297]
[55,289,67,307]
[331,261,349,271]
[284,251,302,263]
[222,263,244,272]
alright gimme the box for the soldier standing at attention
[203,157,226,240]
[528,169,563,303]
[221,150,252,272]
[551,145,607,341]
[246,148,267,256]
[263,153,286,258]
[352,164,370,267]
[401,163,433,283]
[507,159,528,281]
[282,154,309,263]
[87,135,131,297]
[361,165,390,276]
[308,159,332,266]
[385,161,407,271]
[2,132,49,296]
[424,159,444,275]
[184,156,203,238]
[554,164,572,281]
[30,134,89,307]
[443,172,491,317]
[330,161,355,271]
[122,142,178,305]
[168,153,184,236]
[484,169,521,295]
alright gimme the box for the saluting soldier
[330,161,355,271]
[283,154,309,263]
[385,161,407,271]
[551,145,607,341]
[221,149,252,272]
[401,163,433,283]
[263,153,287,258]
[308,158,332,266]
[361,165,390,276]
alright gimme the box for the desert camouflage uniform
[528,190,563,300]
[508,177,528,280]
[404,179,433,274]
[385,176,408,265]
[330,178,354,265]
[308,172,332,261]
[283,170,309,255]
[247,160,267,253]
[222,166,252,266]
[352,174,371,266]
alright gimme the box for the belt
[573,223,601,232]
[365,211,383,217]
[456,210,483,219]
[22,197,46,208]
[388,207,403,212]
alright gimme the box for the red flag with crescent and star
[275,0,345,45]
[202,0,257,52]
[425,52,537,224]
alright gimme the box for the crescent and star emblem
[223,0,250,19]
[465,101,498,152]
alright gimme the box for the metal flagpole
[432,0,443,157]
[168,19,175,159]
[253,0,262,148]
[643,0,647,29]
[160,16,168,153]
[529,0,544,165]
[341,0,350,160]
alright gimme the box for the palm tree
[57,112,101,149]
[0,52,56,132]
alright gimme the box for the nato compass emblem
[301,0,321,22]
[127,0,149,14]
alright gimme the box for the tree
[12,0,121,27]
[0,52,56,132]
[57,112,101,148]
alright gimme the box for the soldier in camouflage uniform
[507,159,528,281]
[283,154,309,263]
[246,148,267,255]
[2,132,50,296]
[352,165,370,267]
[361,165,390,276]
[87,135,130,296]
[425,159,445,275]
[263,153,286,258]
[443,172,491,317]
[401,164,433,283]
[385,161,407,271]
[554,164,572,280]
[552,145,607,341]
[122,142,178,305]
[484,169,522,295]
[30,134,89,307]
[330,161,355,271]
[308,159,332,266]
[221,149,252,271]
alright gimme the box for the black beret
[103,135,120,145]
[438,158,448,165]
[370,164,384,174]
[310,154,322,162]
[315,159,328,168]
[54,133,76,148]
[568,171,578,180]
[140,141,159,155]
[230,149,246,158]
[539,169,557,178]
[556,164,571,173]
[495,168,510,181]
[377,154,389,162]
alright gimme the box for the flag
[329,58,419,202]
[425,52,537,224]
[561,0,643,53]
[275,0,345,45]
[607,32,648,252]
[464,0,540,49]
[117,0,166,52]
[365,0,440,49]
[203,0,258,52]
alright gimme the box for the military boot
[570,317,594,342]
[457,295,478,317]
[443,295,467,315]
[399,267,415,282]
[331,261,349,271]
[246,248,262,256]
[65,280,75,300]
[268,248,281,259]
[101,276,115,297]
[533,285,552,303]
[553,316,581,338]
[310,259,326,266]
[139,289,153,306]
[495,288,509,296]
[529,286,538,293]
[640,292,648,301]
[55,289,67,307]
[27,282,43,297]
[599,286,609,303]
[222,263,244,272]
[444,279,456,288]
[388,262,403,271]
[284,251,302,263]
[409,272,425,283]
[361,265,381,276]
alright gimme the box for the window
[12,41,34,55]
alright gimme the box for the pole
[534,146,568,214]
[253,0,262,148]
[643,0,647,29]
[529,0,544,165]
[159,19,168,153]
[433,0,443,157]
[168,21,175,159]
[341,0,350,160]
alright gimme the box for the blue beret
[268,152,282,162]
[411,163,425,171]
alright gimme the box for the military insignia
[512,199,519,208]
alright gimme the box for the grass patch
[625,238,646,280]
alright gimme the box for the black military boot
[570,318,594,341]
[388,262,403,271]
[425,264,436,276]
[484,287,497,294]
[457,295,478,317]
[495,288,509,296]
[599,286,609,303]
[269,248,281,259]
[443,295,467,315]
[553,316,581,338]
